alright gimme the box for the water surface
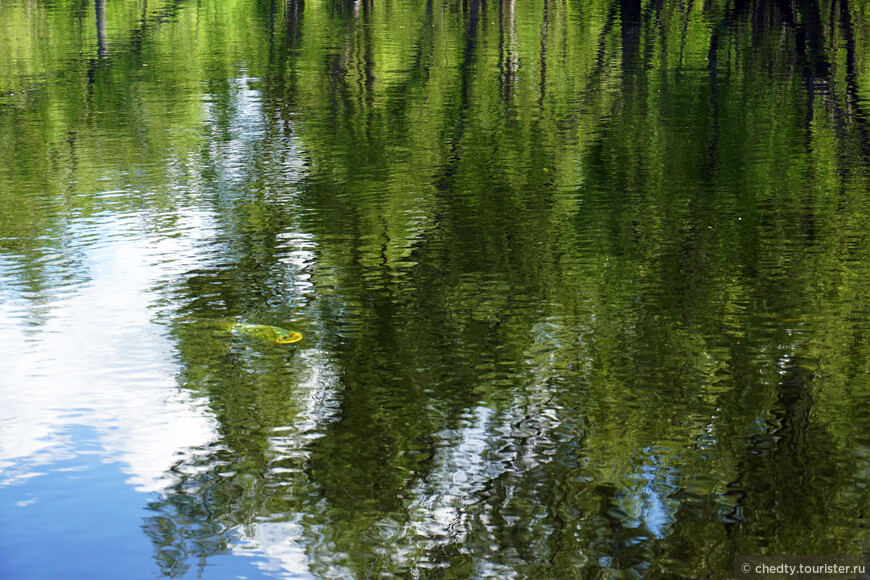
[1,0,869,577]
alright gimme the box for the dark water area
[1,0,869,577]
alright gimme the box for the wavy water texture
[1,0,869,578]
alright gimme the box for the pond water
[1,0,869,577]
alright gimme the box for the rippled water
[2,0,869,577]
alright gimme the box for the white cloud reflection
[0,210,219,492]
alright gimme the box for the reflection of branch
[838,0,870,164]
[285,0,303,48]
[538,0,549,106]
[95,0,108,59]
[498,0,518,104]
[83,0,190,80]
[124,0,191,60]
[560,1,619,127]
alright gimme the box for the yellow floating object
[276,332,303,344]
[228,323,302,344]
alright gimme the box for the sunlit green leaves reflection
[2,0,869,576]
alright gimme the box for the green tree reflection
[2,0,869,576]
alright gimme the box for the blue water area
[0,425,274,580]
